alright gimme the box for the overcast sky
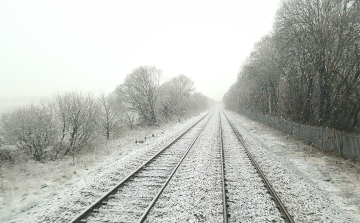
[0,0,281,101]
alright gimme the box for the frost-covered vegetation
[224,0,360,132]
[0,66,213,164]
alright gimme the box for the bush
[1,105,55,161]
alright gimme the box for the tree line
[0,66,213,162]
[224,0,360,132]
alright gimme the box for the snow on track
[5,112,211,223]
[78,112,212,222]
[6,108,356,223]
[220,111,285,222]
[144,109,223,222]
[224,110,353,222]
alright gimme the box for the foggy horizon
[1,0,281,105]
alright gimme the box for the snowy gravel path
[224,110,354,222]
[5,112,211,223]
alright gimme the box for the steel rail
[221,110,295,223]
[219,112,229,223]
[70,110,214,223]
[137,111,212,222]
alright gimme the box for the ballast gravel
[220,111,285,222]
[224,110,354,222]
[86,117,211,223]
[144,110,223,222]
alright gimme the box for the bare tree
[97,93,122,139]
[1,104,55,161]
[50,92,98,160]
[158,74,195,119]
[113,85,138,129]
[225,0,360,132]
[169,74,195,96]
[120,66,162,125]
[223,35,281,115]
[274,0,360,129]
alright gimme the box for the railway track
[70,110,214,223]
[219,113,229,222]
[220,109,295,223]
[70,108,295,223]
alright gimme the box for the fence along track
[70,110,214,223]
[221,109,295,223]
[239,110,360,160]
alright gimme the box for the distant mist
[0,96,43,115]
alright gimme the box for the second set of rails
[220,110,294,222]
[70,109,295,223]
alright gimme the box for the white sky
[0,0,281,101]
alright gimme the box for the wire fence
[239,110,360,160]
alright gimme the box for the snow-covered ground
[0,112,209,223]
[225,110,360,222]
[2,108,359,222]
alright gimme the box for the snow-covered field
[1,108,359,222]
